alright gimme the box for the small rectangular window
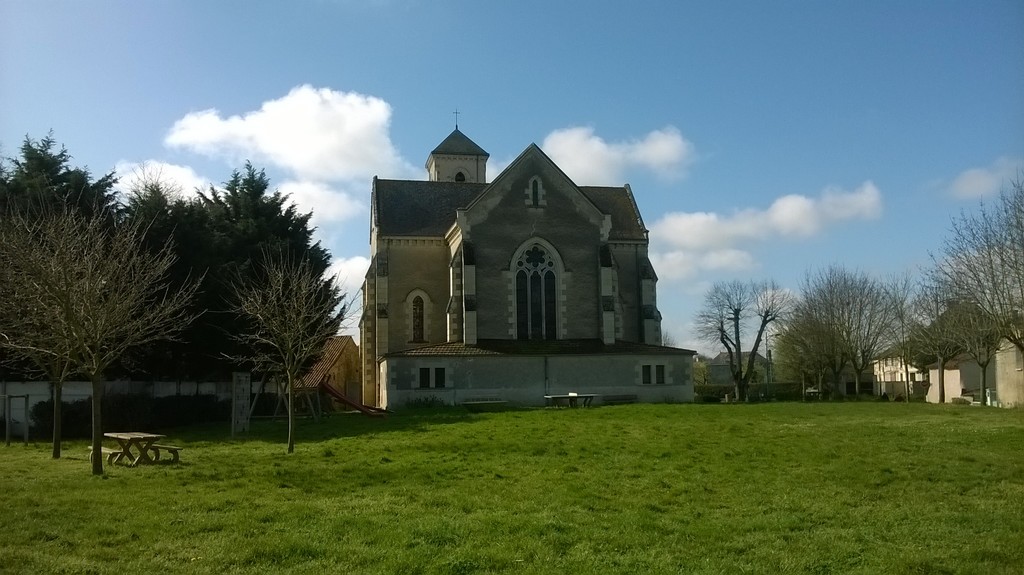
[419,367,431,389]
[655,365,665,384]
[434,367,446,389]
[642,365,652,385]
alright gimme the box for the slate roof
[374,179,486,236]
[374,180,648,240]
[385,339,695,358]
[709,351,766,366]
[431,129,489,157]
[579,186,647,241]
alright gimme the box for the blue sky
[2,1,1022,353]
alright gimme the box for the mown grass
[1,403,1022,574]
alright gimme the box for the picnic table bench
[88,446,125,465]
[544,393,596,408]
[149,444,184,463]
[102,432,181,466]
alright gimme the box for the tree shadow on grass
[169,405,515,445]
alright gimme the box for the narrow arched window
[531,180,539,206]
[412,296,424,342]
[515,244,557,340]
[455,171,466,182]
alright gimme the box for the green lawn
[1,403,1022,575]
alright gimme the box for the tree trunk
[979,363,988,406]
[904,363,911,402]
[287,378,295,454]
[90,377,104,475]
[936,355,945,404]
[52,381,62,459]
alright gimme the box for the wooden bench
[88,446,124,465]
[461,398,508,412]
[601,394,638,405]
[149,444,184,463]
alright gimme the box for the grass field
[1,403,1022,574]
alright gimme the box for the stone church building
[359,128,694,408]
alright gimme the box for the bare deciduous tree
[911,281,962,404]
[0,211,199,474]
[695,279,791,401]
[230,251,347,454]
[937,179,1024,352]
[793,266,857,397]
[883,272,919,401]
[944,297,1002,405]
[844,271,894,395]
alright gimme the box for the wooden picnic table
[544,393,596,408]
[103,432,165,466]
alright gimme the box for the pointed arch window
[515,244,558,340]
[412,296,425,342]
[455,171,466,182]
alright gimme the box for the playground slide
[319,383,387,417]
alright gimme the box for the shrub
[404,396,449,409]
[31,393,232,438]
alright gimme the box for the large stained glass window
[515,245,557,340]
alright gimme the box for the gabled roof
[709,351,766,366]
[385,339,694,358]
[430,129,489,157]
[579,186,647,241]
[374,179,486,236]
[374,140,648,241]
[296,335,357,389]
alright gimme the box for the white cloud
[114,160,211,198]
[328,255,371,337]
[541,126,695,185]
[278,180,364,225]
[328,254,370,295]
[165,84,418,181]
[649,181,882,281]
[948,157,1022,199]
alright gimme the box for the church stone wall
[609,244,645,342]
[381,353,693,408]
[468,157,605,340]
[381,240,451,350]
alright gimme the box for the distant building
[359,128,695,408]
[872,352,925,397]
[707,351,767,387]
[927,344,1024,407]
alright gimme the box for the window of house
[417,366,447,389]
[655,365,665,384]
[515,244,557,340]
[642,364,652,385]
[455,171,466,182]
[412,296,424,342]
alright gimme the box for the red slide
[320,382,387,417]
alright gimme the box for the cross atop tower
[452,108,460,129]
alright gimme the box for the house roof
[384,338,695,359]
[430,129,489,157]
[708,351,766,366]
[296,335,357,389]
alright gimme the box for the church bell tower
[426,128,489,183]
